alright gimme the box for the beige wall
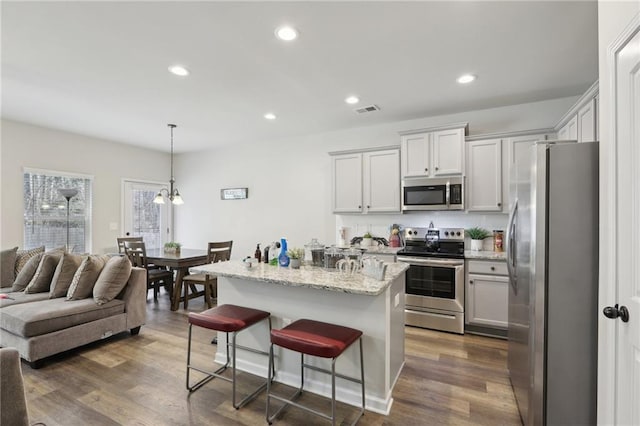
[1,119,170,253]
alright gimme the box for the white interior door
[122,180,171,250]
[607,20,640,425]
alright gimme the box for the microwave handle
[445,181,450,206]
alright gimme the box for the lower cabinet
[465,259,508,336]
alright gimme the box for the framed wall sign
[221,187,248,200]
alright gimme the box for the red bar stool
[266,319,365,426]
[186,304,272,409]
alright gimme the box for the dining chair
[181,241,233,309]
[117,237,143,254]
[124,241,174,301]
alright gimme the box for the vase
[289,258,301,269]
[361,237,372,247]
[470,239,484,251]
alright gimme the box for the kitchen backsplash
[335,211,508,250]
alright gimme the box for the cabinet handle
[435,166,439,171]
[490,266,495,271]
[469,280,474,284]
[425,168,428,172]
[497,203,501,207]
[367,205,370,208]
[358,205,362,209]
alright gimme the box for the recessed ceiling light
[275,26,298,41]
[264,113,277,120]
[168,65,190,77]
[457,74,476,84]
[345,96,360,104]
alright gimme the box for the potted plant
[164,241,182,254]
[361,232,373,247]
[466,227,490,251]
[286,248,305,269]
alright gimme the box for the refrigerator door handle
[506,199,518,293]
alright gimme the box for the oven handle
[397,256,464,267]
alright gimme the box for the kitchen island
[190,261,408,415]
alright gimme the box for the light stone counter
[191,261,408,296]
[464,250,507,260]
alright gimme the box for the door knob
[603,304,630,323]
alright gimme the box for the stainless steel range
[397,227,465,334]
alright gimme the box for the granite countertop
[464,250,507,260]
[191,261,409,296]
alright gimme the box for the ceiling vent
[354,104,381,114]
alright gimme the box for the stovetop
[397,227,465,259]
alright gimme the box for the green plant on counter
[164,241,182,249]
[466,227,491,240]
[363,232,373,238]
[286,247,305,259]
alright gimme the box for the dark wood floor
[21,291,522,425]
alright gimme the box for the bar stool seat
[270,319,362,358]
[186,304,272,410]
[189,304,270,332]
[267,319,365,426]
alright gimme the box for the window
[23,169,93,253]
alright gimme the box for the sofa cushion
[66,255,110,300]
[0,297,125,338]
[93,256,132,306]
[14,246,44,277]
[49,253,83,298]
[1,247,18,287]
[12,253,43,292]
[25,251,64,294]
[0,291,50,308]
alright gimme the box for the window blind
[23,169,93,253]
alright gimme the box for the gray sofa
[0,267,146,368]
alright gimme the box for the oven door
[398,256,465,313]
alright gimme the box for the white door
[607,23,640,425]
[122,180,171,250]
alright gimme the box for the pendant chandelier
[153,123,184,205]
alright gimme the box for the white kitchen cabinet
[331,148,400,214]
[558,115,578,140]
[503,133,550,213]
[432,128,465,175]
[400,123,466,179]
[577,98,596,142]
[465,259,509,332]
[466,138,502,211]
[363,149,401,212]
[332,152,363,213]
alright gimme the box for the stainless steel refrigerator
[506,141,598,426]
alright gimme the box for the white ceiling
[1,1,598,153]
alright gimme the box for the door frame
[599,12,640,425]
[120,178,174,243]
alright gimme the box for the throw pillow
[14,246,45,277]
[93,256,132,305]
[49,252,83,298]
[12,253,44,292]
[66,255,110,300]
[1,247,18,287]
[25,251,64,294]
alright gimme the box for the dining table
[145,248,208,311]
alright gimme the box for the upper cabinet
[555,81,599,143]
[331,147,400,214]
[400,123,467,179]
[466,139,502,212]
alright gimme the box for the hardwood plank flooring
[20,291,522,425]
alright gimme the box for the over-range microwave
[401,176,464,211]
